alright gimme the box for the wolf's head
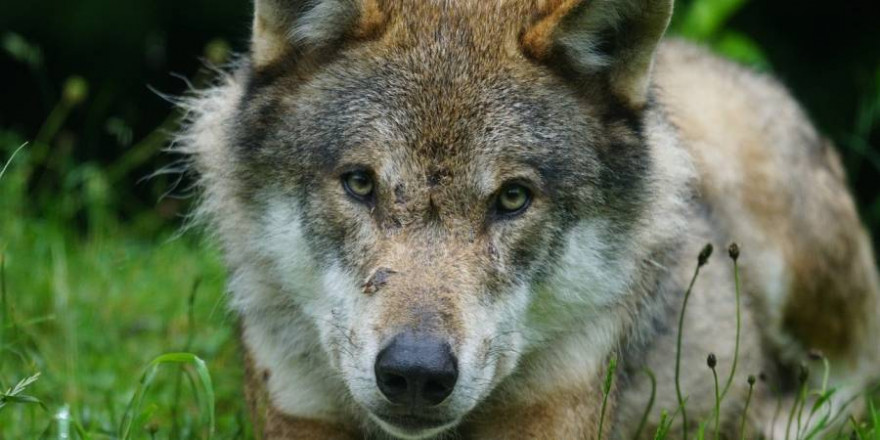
[183,0,688,438]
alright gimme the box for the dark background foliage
[1,0,879,235]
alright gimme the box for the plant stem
[795,385,808,440]
[633,368,657,440]
[712,366,721,440]
[721,256,742,400]
[676,250,709,438]
[740,379,755,440]
[786,380,807,440]
[820,357,830,394]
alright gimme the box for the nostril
[376,351,413,404]
[422,379,453,405]
[378,372,408,397]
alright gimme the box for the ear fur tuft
[252,0,386,68]
[522,0,582,60]
[523,0,674,109]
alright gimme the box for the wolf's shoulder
[651,38,827,172]
[653,38,800,125]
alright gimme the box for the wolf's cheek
[460,283,533,391]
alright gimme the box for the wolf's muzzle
[374,332,458,408]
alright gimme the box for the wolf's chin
[369,412,459,440]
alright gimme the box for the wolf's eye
[343,171,375,200]
[496,184,531,216]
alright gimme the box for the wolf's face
[198,1,679,438]
[235,49,649,438]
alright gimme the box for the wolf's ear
[523,0,674,109]
[252,0,384,68]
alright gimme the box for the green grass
[0,155,250,438]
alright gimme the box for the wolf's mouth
[371,412,457,438]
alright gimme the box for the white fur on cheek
[529,219,635,335]
[234,198,354,418]
[241,198,391,422]
[500,220,634,397]
[255,197,321,299]
[319,264,384,400]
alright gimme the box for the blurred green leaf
[712,31,770,69]
[676,0,750,41]
[1,32,43,69]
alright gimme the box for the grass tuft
[598,356,618,440]
[119,352,216,440]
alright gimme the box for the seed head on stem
[708,352,721,440]
[699,244,714,267]
[675,242,714,438]
[728,243,740,261]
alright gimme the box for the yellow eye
[497,184,531,215]
[343,172,374,199]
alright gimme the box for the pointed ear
[523,0,674,109]
[252,0,385,68]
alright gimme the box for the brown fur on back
[654,40,880,362]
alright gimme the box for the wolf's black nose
[375,332,458,407]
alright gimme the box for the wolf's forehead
[297,51,589,167]
[236,31,604,196]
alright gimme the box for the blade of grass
[770,383,784,440]
[56,404,71,440]
[0,142,28,181]
[850,416,864,440]
[0,372,47,412]
[172,278,202,439]
[697,421,708,440]
[1,394,46,409]
[118,353,215,440]
[597,356,617,440]
[0,253,6,359]
[653,410,670,440]
[654,405,681,440]
[804,387,837,435]
[871,400,878,440]
[787,365,809,440]
[72,417,93,440]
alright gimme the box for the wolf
[176,0,880,438]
